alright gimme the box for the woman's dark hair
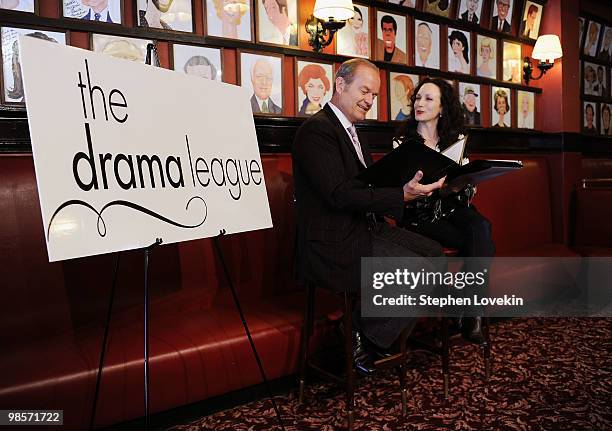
[396,78,464,151]
[353,6,362,19]
[449,30,469,63]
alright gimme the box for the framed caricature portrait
[583,21,601,57]
[423,0,452,18]
[366,97,378,120]
[579,17,585,48]
[389,72,418,121]
[491,0,514,34]
[458,82,481,126]
[502,41,521,83]
[491,86,511,128]
[583,101,597,134]
[62,0,122,24]
[336,3,370,59]
[256,0,298,47]
[598,26,612,63]
[519,1,542,40]
[0,0,34,12]
[447,28,471,74]
[388,0,415,8]
[136,0,193,33]
[414,20,440,69]
[585,62,607,97]
[1,27,66,105]
[476,34,496,79]
[239,51,283,115]
[376,11,407,65]
[517,90,534,129]
[295,59,333,117]
[601,103,612,136]
[92,34,153,62]
[172,44,222,81]
[205,0,252,41]
[458,0,483,25]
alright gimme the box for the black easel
[213,230,285,431]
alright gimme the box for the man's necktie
[261,100,269,113]
[347,126,366,167]
[94,13,101,21]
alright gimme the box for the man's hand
[403,170,445,202]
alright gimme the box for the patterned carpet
[168,317,611,430]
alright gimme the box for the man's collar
[328,101,353,129]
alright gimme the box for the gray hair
[183,55,217,77]
[334,58,378,94]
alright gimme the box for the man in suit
[81,0,114,23]
[250,58,281,114]
[460,0,480,24]
[461,86,481,126]
[292,58,445,374]
[375,15,407,64]
[492,0,511,33]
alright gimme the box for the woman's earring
[440,112,443,118]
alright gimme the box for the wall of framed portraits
[579,12,612,138]
[0,0,610,154]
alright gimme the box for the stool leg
[442,318,450,400]
[483,315,492,380]
[399,328,408,416]
[344,293,355,431]
[299,283,315,404]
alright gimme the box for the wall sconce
[523,35,563,85]
[305,0,355,52]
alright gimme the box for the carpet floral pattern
[169,317,611,430]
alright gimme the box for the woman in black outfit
[394,77,495,343]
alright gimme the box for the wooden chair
[298,283,411,431]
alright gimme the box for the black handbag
[403,184,476,225]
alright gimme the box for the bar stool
[412,247,492,399]
[298,282,411,431]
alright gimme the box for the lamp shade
[532,35,563,63]
[313,0,355,21]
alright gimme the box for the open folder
[357,135,522,194]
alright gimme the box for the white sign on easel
[19,36,272,262]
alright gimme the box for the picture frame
[517,90,535,129]
[136,0,194,33]
[238,50,284,115]
[583,101,598,134]
[1,27,67,106]
[458,82,482,126]
[583,61,608,97]
[491,0,514,34]
[457,0,484,26]
[491,86,511,128]
[422,0,453,18]
[336,3,370,59]
[389,72,418,121]
[295,59,333,117]
[414,19,440,69]
[387,0,415,9]
[476,34,497,79]
[0,0,35,13]
[375,10,408,65]
[256,0,298,47]
[502,40,521,83]
[519,0,543,40]
[62,0,123,24]
[597,26,612,64]
[91,33,153,63]
[172,44,223,81]
[205,0,252,42]
[583,20,601,57]
[600,103,612,136]
[579,17,585,49]
[447,27,471,74]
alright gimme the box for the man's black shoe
[339,321,376,376]
[461,316,486,345]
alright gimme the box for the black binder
[356,137,522,190]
